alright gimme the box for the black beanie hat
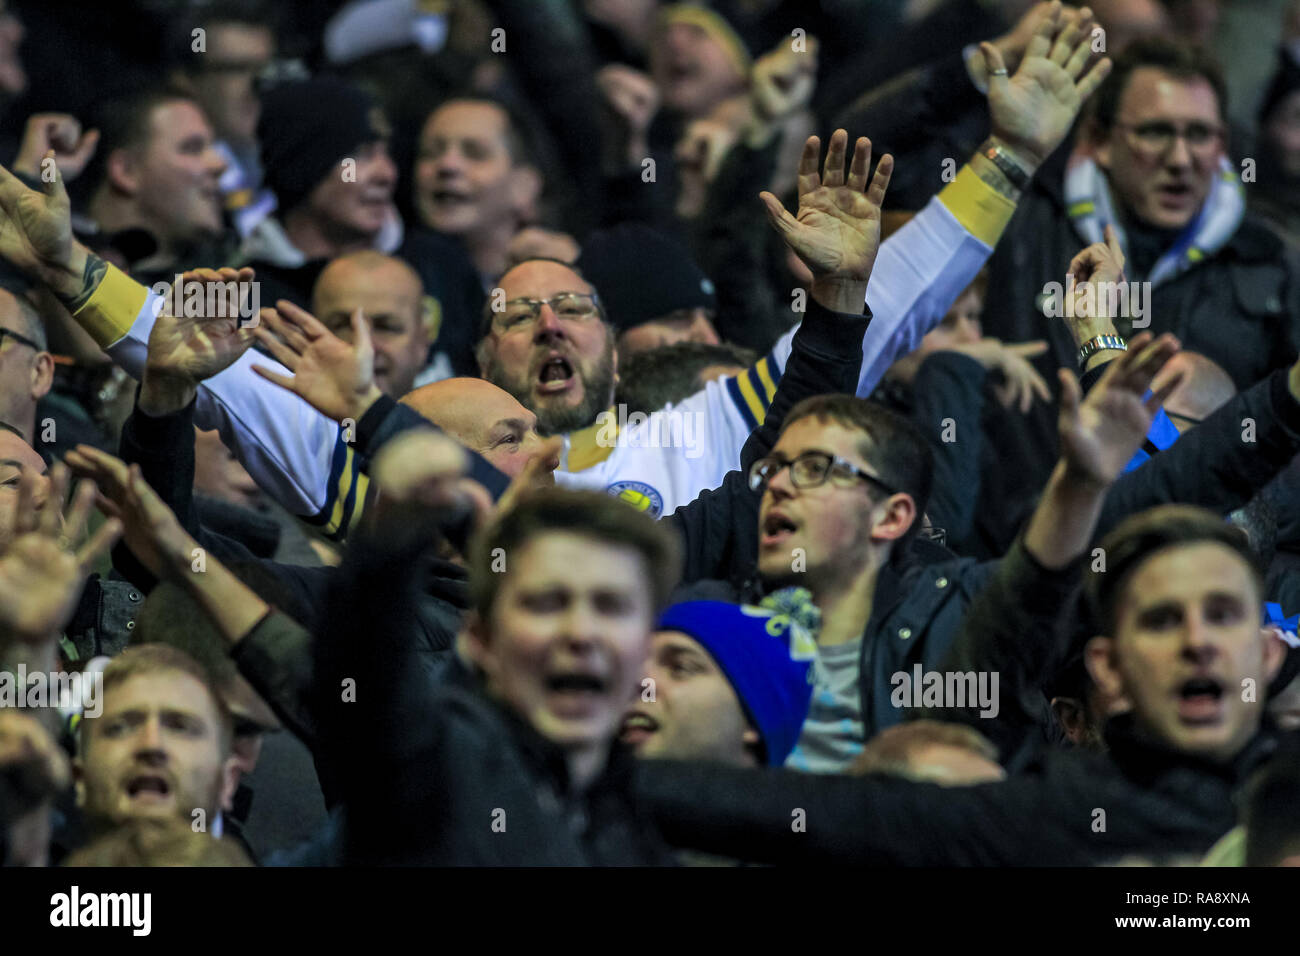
[1260,48,1300,127]
[577,223,716,332]
[258,76,390,215]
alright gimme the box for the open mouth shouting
[1153,180,1195,211]
[535,353,577,396]
[760,509,798,549]
[1176,675,1225,725]
[123,771,175,808]
[619,709,660,747]
[545,669,610,717]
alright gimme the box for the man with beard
[0,6,1106,524]
[471,7,1109,516]
[74,645,240,850]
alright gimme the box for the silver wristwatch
[1077,334,1127,367]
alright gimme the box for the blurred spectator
[616,340,754,416]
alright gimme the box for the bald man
[400,378,559,481]
[312,251,433,398]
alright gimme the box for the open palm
[0,464,120,643]
[1058,332,1182,486]
[252,300,380,424]
[760,130,893,281]
[146,268,259,384]
[983,1,1112,165]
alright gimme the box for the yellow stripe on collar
[566,410,618,472]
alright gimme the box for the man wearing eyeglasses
[972,35,1300,557]
[0,287,53,446]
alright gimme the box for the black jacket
[313,510,674,865]
[636,717,1284,865]
[667,299,1002,740]
[973,180,1300,556]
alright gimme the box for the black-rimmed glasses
[748,451,897,496]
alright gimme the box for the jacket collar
[1103,712,1278,785]
[1062,150,1245,285]
[448,663,635,800]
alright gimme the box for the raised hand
[1058,331,1181,488]
[0,463,120,644]
[982,2,1112,167]
[251,300,383,424]
[142,267,259,414]
[13,114,100,183]
[0,158,83,297]
[751,37,818,122]
[63,445,199,584]
[597,64,660,169]
[759,129,893,288]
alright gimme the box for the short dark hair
[615,341,757,416]
[1084,504,1262,637]
[1091,37,1227,135]
[468,487,682,623]
[82,88,199,196]
[781,394,933,547]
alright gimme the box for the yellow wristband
[937,165,1018,247]
[72,263,151,350]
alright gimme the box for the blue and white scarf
[1062,152,1245,287]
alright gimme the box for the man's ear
[419,295,440,345]
[30,350,54,402]
[742,727,763,765]
[1049,697,1086,744]
[1262,626,1288,685]
[1084,635,1125,703]
[870,493,918,544]
[475,338,493,379]
[106,148,143,197]
[218,754,240,814]
[461,611,495,678]
[508,164,543,221]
